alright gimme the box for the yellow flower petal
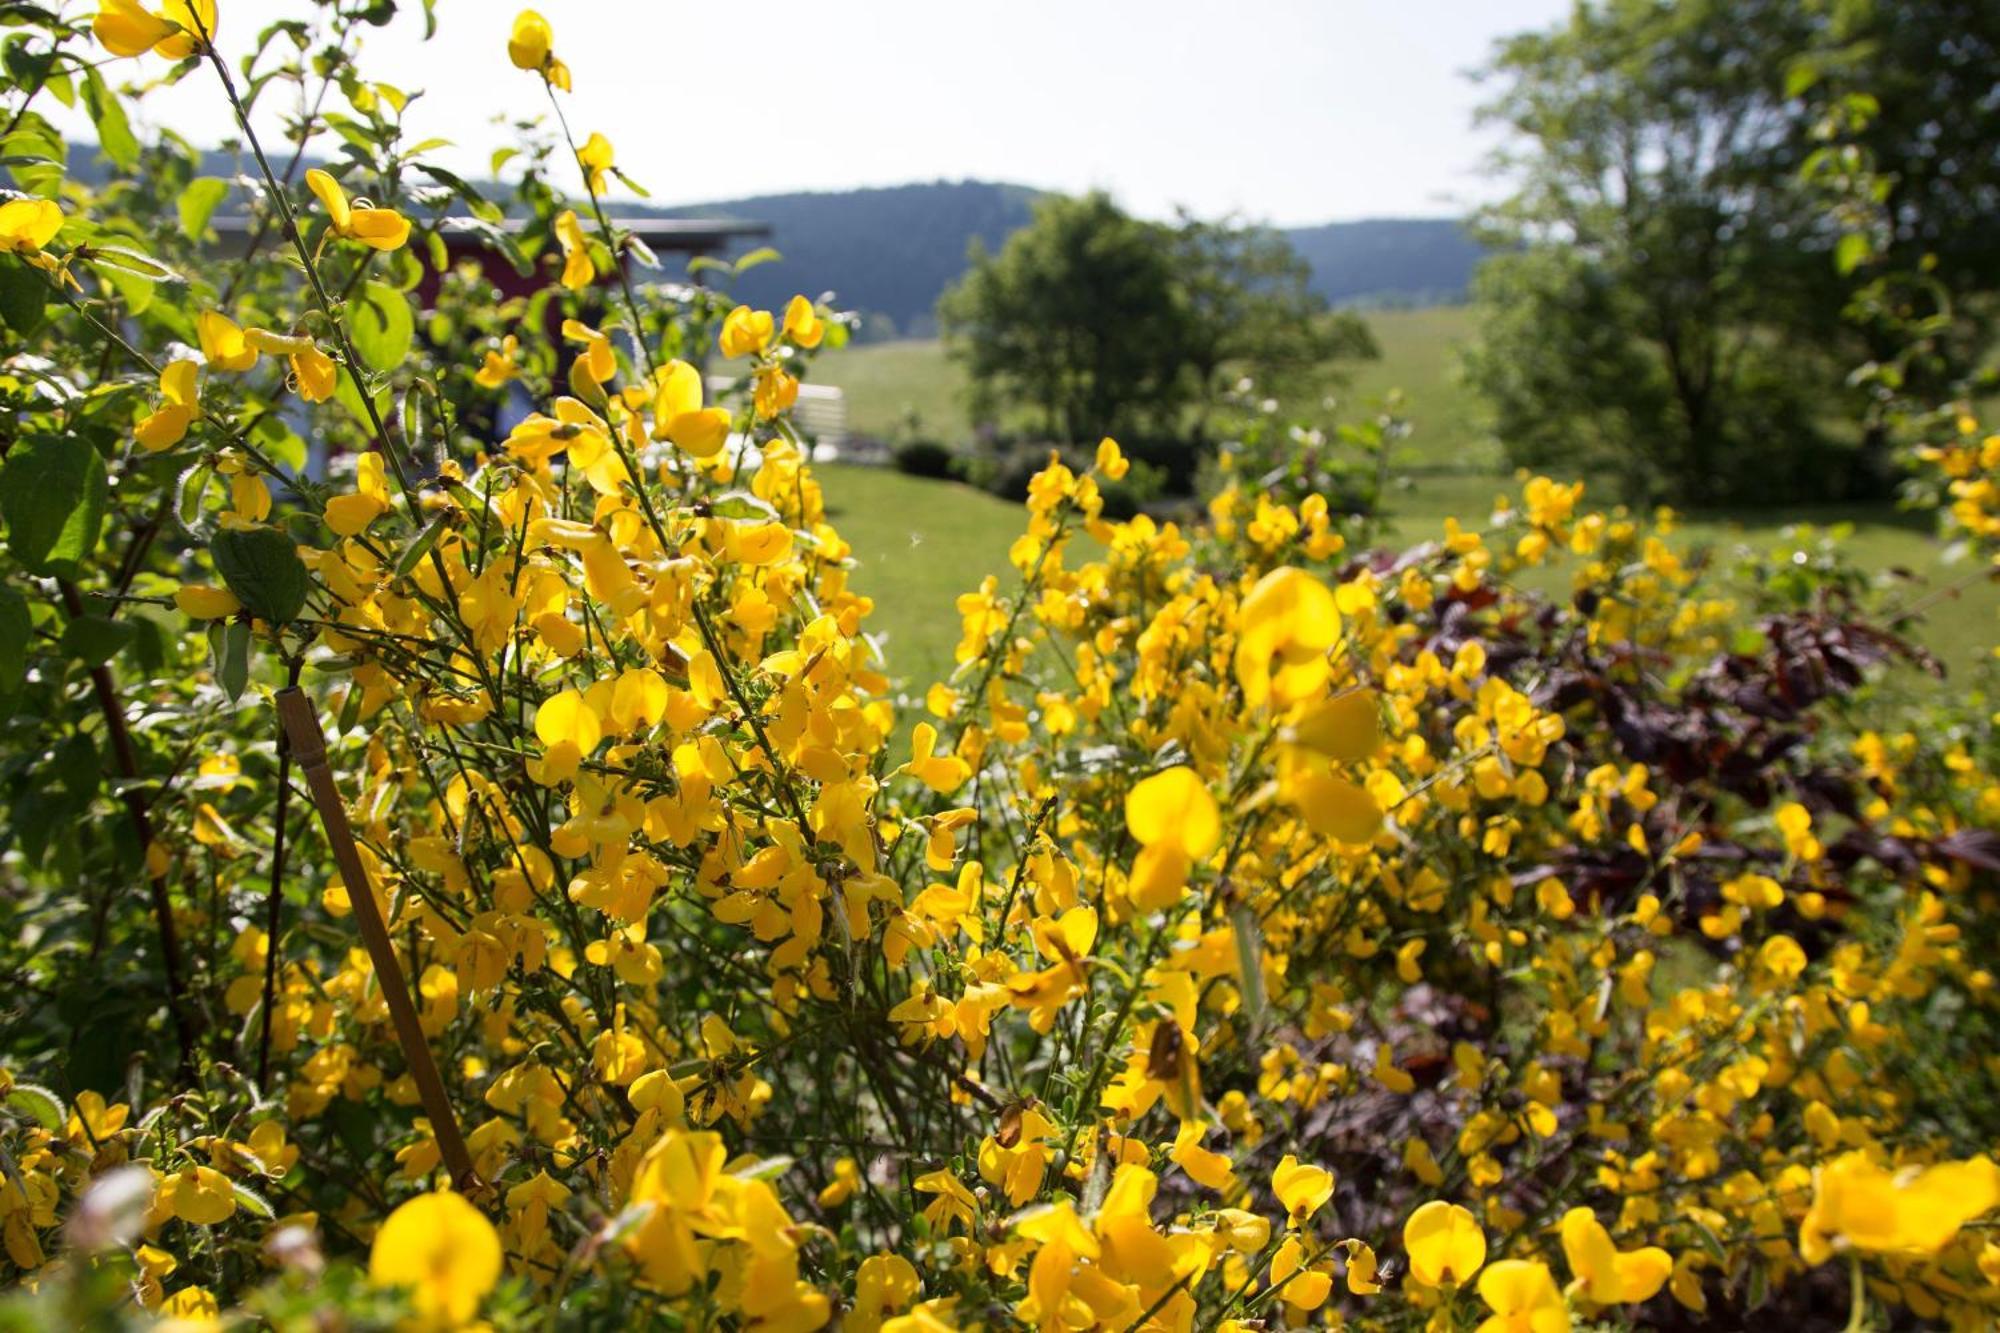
[507,9,553,71]
[368,1192,500,1326]
[1124,765,1220,859]
[1405,1200,1486,1287]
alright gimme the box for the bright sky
[93,0,1572,225]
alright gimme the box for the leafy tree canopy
[1465,0,2000,505]
[939,191,1373,447]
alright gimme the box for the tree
[1466,0,1867,506]
[938,192,1375,449]
[939,192,1188,445]
[1790,0,2000,401]
[1169,214,1377,443]
[1469,0,2000,506]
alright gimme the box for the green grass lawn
[811,316,1996,686]
[817,464,1033,689]
[808,339,973,442]
[818,463,1996,690]
[1339,306,1493,473]
[811,307,1488,458]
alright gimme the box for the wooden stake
[275,687,480,1195]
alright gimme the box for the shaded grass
[1382,483,1998,680]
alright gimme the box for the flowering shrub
[2,4,1998,1331]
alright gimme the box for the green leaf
[730,1155,795,1182]
[101,262,154,316]
[413,162,495,220]
[123,604,174,673]
[0,433,108,578]
[59,613,136,667]
[706,491,780,522]
[0,259,46,336]
[211,525,309,625]
[320,112,377,155]
[334,365,391,433]
[336,677,361,733]
[175,461,216,535]
[85,245,181,282]
[1,42,51,94]
[231,1180,275,1219]
[0,586,29,692]
[251,414,308,475]
[1834,231,1871,276]
[1687,1213,1730,1265]
[1229,903,1266,1026]
[351,279,413,372]
[2,119,65,194]
[400,380,439,473]
[50,733,98,796]
[734,246,782,273]
[1745,1254,1770,1309]
[596,1203,654,1248]
[442,216,530,276]
[3,1082,64,1133]
[612,166,649,200]
[211,619,251,701]
[395,510,450,579]
[177,176,231,240]
[81,69,138,172]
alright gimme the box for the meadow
[815,308,1492,470]
[814,312,1999,683]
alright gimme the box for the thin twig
[56,580,197,1069]
[256,659,303,1092]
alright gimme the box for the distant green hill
[1280,217,1487,308]
[675,181,1042,339]
[669,182,1487,335]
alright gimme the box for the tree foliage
[939,191,1373,447]
[1466,0,2000,505]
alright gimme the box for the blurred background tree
[1464,0,2000,506]
[938,190,1375,452]
[940,191,1188,445]
[1167,212,1377,445]
[1788,0,2000,403]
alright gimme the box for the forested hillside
[676,180,1041,337]
[672,183,1487,330]
[1281,216,1486,306]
